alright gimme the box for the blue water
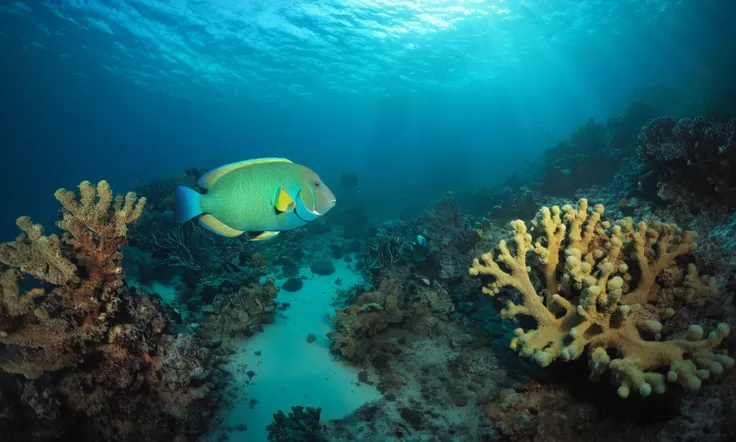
[1,0,733,239]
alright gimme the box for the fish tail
[175,185,203,223]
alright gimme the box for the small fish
[446,190,453,195]
[414,235,428,248]
[175,157,336,240]
[411,235,429,262]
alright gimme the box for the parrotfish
[175,157,336,240]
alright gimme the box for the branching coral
[0,180,146,378]
[0,181,224,440]
[469,199,734,398]
[0,217,77,286]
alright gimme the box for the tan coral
[52,180,146,304]
[0,217,78,285]
[469,199,734,398]
[54,180,146,240]
[0,180,147,379]
[0,269,46,318]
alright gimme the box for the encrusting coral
[328,278,455,361]
[469,198,734,398]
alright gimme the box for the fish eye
[314,181,321,187]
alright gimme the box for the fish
[411,235,429,262]
[175,157,336,240]
[414,235,428,248]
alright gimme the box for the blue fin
[198,158,293,190]
[175,185,203,223]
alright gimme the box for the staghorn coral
[469,198,734,398]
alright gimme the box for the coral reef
[469,198,734,398]
[267,406,327,442]
[198,279,279,341]
[540,104,656,197]
[637,115,736,214]
[360,226,411,273]
[418,196,477,280]
[0,180,146,378]
[0,180,223,441]
[541,118,609,195]
[325,307,505,441]
[328,278,454,361]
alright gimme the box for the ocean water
[1,1,735,442]
[1,0,731,238]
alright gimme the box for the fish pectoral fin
[274,187,296,213]
[248,231,281,241]
[198,214,245,238]
[198,157,293,189]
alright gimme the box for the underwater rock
[348,240,362,253]
[276,257,300,278]
[283,277,303,292]
[310,258,336,276]
[330,243,343,259]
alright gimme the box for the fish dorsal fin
[199,214,245,238]
[248,231,280,241]
[198,157,293,189]
[274,187,296,213]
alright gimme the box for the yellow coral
[469,199,734,397]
